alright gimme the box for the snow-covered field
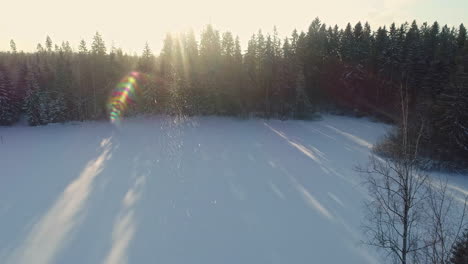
[1,115,467,264]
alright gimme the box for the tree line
[0,18,467,167]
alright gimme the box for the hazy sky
[1,0,466,54]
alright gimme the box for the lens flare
[108,72,141,124]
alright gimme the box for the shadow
[6,136,114,264]
[0,124,116,258]
[102,168,148,264]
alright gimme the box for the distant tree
[23,68,42,126]
[52,51,72,122]
[294,71,313,118]
[220,31,237,114]
[137,42,155,73]
[79,39,88,54]
[10,40,17,53]
[340,23,354,62]
[0,68,19,125]
[199,24,222,114]
[456,24,467,49]
[90,31,108,117]
[91,32,106,55]
[45,36,53,52]
[36,43,45,53]
[0,19,466,171]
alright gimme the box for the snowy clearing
[0,115,467,264]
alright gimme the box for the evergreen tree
[10,40,17,53]
[0,68,18,125]
[244,34,258,112]
[52,51,72,122]
[36,43,45,53]
[430,50,468,164]
[280,37,296,117]
[79,39,88,54]
[137,42,155,73]
[90,31,108,118]
[199,25,222,114]
[23,68,42,126]
[305,18,327,104]
[456,24,466,49]
[294,71,313,119]
[45,36,53,53]
[49,91,67,123]
[91,32,106,56]
[38,90,51,124]
[0,19,466,167]
[404,21,425,104]
[220,31,237,114]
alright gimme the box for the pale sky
[1,0,466,54]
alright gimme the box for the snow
[0,114,466,264]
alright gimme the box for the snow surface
[0,115,466,264]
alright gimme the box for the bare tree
[423,179,467,264]
[358,84,429,264]
[359,83,468,264]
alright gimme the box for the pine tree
[38,90,51,124]
[352,21,365,64]
[294,71,313,119]
[280,37,296,117]
[220,31,237,114]
[340,23,354,62]
[457,24,467,49]
[10,40,17,53]
[61,41,72,54]
[0,68,18,125]
[45,36,53,53]
[404,21,425,105]
[326,25,340,59]
[91,32,106,55]
[36,43,45,53]
[23,69,42,126]
[49,91,67,123]
[233,36,245,115]
[52,52,72,122]
[431,51,468,164]
[14,62,30,110]
[244,34,258,112]
[90,31,108,118]
[372,26,389,74]
[199,25,222,114]
[305,18,327,104]
[183,29,200,92]
[79,39,88,54]
[137,42,155,73]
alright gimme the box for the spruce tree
[23,69,42,126]
[137,42,155,73]
[0,68,18,125]
[10,40,17,53]
[45,36,53,53]
[294,71,313,119]
[456,24,466,49]
[340,23,354,62]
